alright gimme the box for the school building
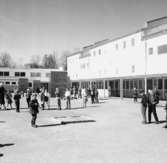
[67,16,167,99]
[0,68,68,97]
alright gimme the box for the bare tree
[0,52,14,67]
[27,55,42,68]
[42,53,58,68]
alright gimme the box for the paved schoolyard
[0,97,167,163]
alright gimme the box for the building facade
[0,68,68,97]
[67,16,167,99]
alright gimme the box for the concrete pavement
[0,98,167,163]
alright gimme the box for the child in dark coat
[14,90,21,112]
[29,93,39,128]
[6,91,13,110]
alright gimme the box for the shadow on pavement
[0,143,15,148]
[0,153,4,157]
[37,120,96,128]
[157,120,167,124]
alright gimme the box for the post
[144,29,148,94]
[120,78,123,99]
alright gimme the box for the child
[14,90,21,112]
[81,88,88,108]
[55,88,61,110]
[6,91,13,110]
[29,93,39,128]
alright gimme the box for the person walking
[14,90,21,112]
[65,88,71,109]
[0,83,6,110]
[140,90,148,124]
[29,93,39,128]
[147,89,159,124]
[55,88,61,110]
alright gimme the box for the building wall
[67,31,146,81]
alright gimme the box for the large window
[0,71,9,76]
[4,72,9,76]
[0,72,3,76]
[15,72,26,77]
[31,72,41,77]
[158,44,167,55]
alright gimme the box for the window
[0,72,3,76]
[29,82,32,87]
[131,65,135,73]
[4,72,9,76]
[93,51,96,56]
[12,82,16,85]
[20,72,26,76]
[99,49,101,55]
[149,48,153,55]
[5,81,10,85]
[158,44,167,55]
[46,73,50,77]
[115,44,119,50]
[123,41,126,48]
[31,72,41,77]
[131,38,135,46]
[158,79,162,89]
[15,72,20,76]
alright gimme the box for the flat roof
[67,16,167,58]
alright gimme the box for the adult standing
[0,83,6,110]
[140,90,148,124]
[81,88,88,108]
[148,90,159,124]
[26,88,31,108]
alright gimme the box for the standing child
[29,93,39,128]
[55,88,61,110]
[14,90,21,112]
[6,91,13,110]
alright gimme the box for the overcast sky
[0,0,167,64]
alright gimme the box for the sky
[0,0,167,64]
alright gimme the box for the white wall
[147,33,167,75]
[67,31,146,81]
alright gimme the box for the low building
[0,68,69,97]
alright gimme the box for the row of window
[149,44,167,55]
[0,71,50,77]
[0,81,17,85]
[92,38,136,57]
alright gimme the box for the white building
[67,16,167,99]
